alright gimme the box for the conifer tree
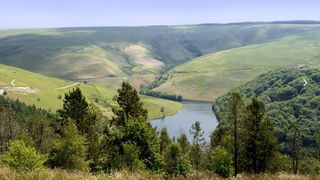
[57,87,89,134]
[48,122,88,170]
[189,121,205,174]
[177,133,190,154]
[160,127,172,154]
[224,92,244,176]
[241,97,278,173]
[288,121,302,174]
[165,142,191,176]
[103,82,162,171]
[111,82,147,126]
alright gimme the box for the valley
[1,23,320,94]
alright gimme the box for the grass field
[0,164,318,180]
[155,30,320,101]
[0,64,182,119]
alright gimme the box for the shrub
[48,122,88,170]
[208,146,233,178]
[165,143,191,176]
[2,140,46,171]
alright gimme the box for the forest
[0,75,319,179]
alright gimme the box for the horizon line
[1,20,320,30]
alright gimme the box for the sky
[1,0,320,29]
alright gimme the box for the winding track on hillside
[55,82,80,90]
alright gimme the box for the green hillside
[155,30,320,101]
[0,23,319,89]
[0,64,182,119]
[213,66,320,149]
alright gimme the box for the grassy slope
[0,24,319,90]
[155,30,320,101]
[0,64,182,119]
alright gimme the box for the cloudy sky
[1,0,320,28]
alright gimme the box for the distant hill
[1,23,320,90]
[213,66,320,149]
[154,29,320,101]
[0,64,182,119]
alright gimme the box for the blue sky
[1,0,320,28]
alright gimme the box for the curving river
[150,101,218,142]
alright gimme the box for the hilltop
[1,23,320,90]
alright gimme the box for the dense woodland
[213,66,320,175]
[0,68,319,178]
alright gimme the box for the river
[150,101,218,142]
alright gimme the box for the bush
[48,122,88,170]
[208,146,233,178]
[165,143,191,176]
[2,140,46,171]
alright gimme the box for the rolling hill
[0,64,182,119]
[1,23,320,90]
[154,29,320,101]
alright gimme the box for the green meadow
[155,30,320,101]
[0,64,182,119]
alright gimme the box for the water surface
[150,101,218,142]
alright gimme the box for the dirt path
[55,82,80,90]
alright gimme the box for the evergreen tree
[57,87,89,134]
[48,121,88,170]
[223,92,244,177]
[25,113,54,154]
[208,146,233,178]
[103,82,162,171]
[177,133,190,154]
[0,106,20,153]
[159,127,171,154]
[84,104,106,172]
[241,97,278,173]
[111,82,147,126]
[288,121,302,174]
[165,142,191,176]
[189,121,205,174]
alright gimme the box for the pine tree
[208,146,233,178]
[223,92,244,177]
[103,82,162,171]
[160,127,171,154]
[111,82,148,126]
[177,133,190,154]
[241,97,278,173]
[57,87,89,134]
[48,121,88,170]
[189,121,205,174]
[84,104,105,172]
[288,121,302,174]
[25,113,54,154]
[0,106,20,153]
[165,142,191,176]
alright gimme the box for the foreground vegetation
[0,166,319,180]
[0,78,319,179]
